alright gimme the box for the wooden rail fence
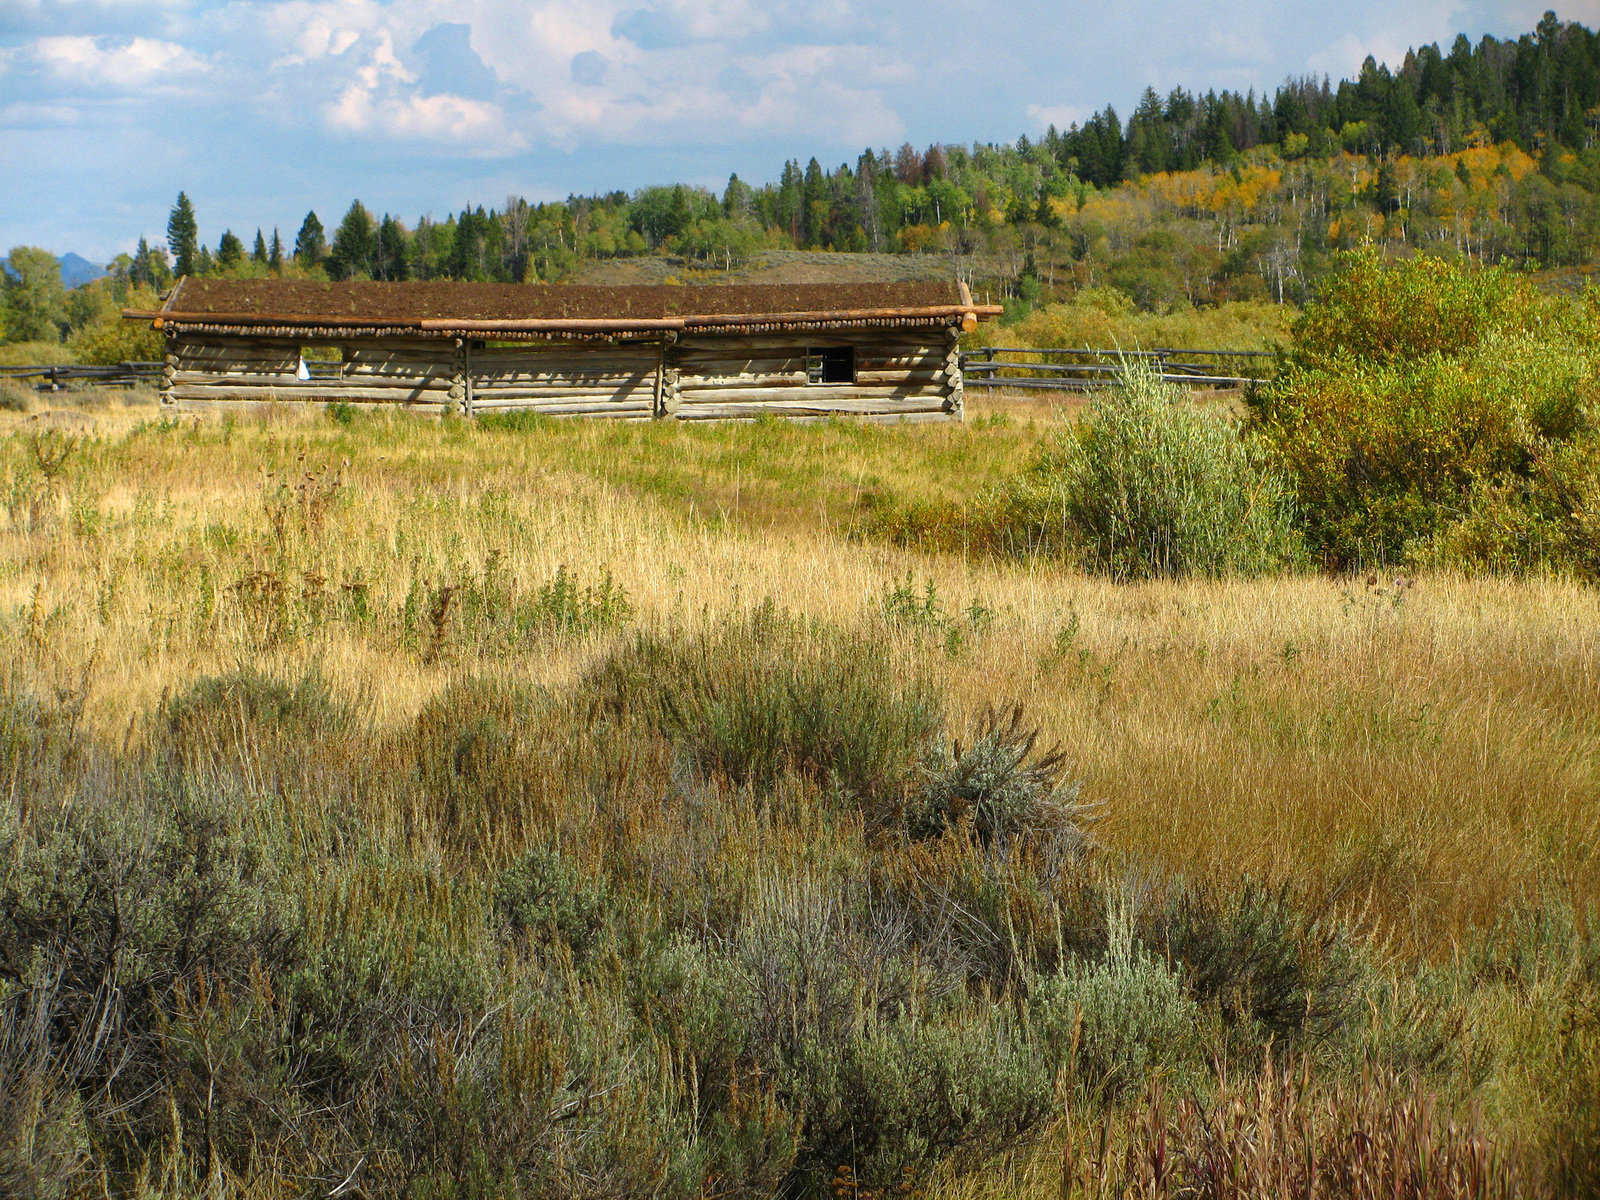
[960,346,1273,391]
[1,362,166,391]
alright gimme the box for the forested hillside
[8,11,1600,356]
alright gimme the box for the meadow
[2,367,1596,1196]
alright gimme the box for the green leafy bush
[989,359,1301,579]
[1251,250,1600,570]
[1419,433,1600,578]
[65,285,165,365]
[1284,246,1550,371]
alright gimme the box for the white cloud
[0,101,83,126]
[29,34,206,84]
[324,85,520,150]
[1027,103,1087,132]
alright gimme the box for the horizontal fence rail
[0,362,165,390]
[960,346,1273,391]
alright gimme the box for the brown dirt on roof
[167,279,965,322]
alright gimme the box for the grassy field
[2,388,1597,1198]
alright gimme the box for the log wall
[468,342,660,419]
[669,329,961,421]
[164,336,462,413]
[163,328,964,423]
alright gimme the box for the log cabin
[125,279,1002,423]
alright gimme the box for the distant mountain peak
[59,252,106,289]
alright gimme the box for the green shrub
[1030,904,1201,1100]
[908,703,1095,856]
[494,846,610,962]
[0,378,31,413]
[590,604,941,804]
[1419,433,1600,579]
[1284,246,1553,372]
[0,786,300,1178]
[158,666,357,774]
[65,286,165,365]
[722,874,1051,1191]
[989,359,1301,579]
[785,1010,1050,1190]
[1155,878,1366,1046]
[1251,251,1600,570]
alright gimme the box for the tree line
[9,10,1600,354]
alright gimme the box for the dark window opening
[807,346,854,385]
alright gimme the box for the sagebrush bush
[494,845,611,962]
[1030,901,1202,1100]
[987,359,1300,579]
[785,1009,1051,1189]
[158,666,356,770]
[413,675,562,846]
[909,703,1096,857]
[590,602,942,804]
[724,873,1052,1191]
[1155,878,1366,1046]
[0,784,301,1181]
[0,378,31,413]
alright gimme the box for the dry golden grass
[4,390,1596,961]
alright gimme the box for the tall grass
[0,393,1596,1196]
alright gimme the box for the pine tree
[801,158,827,247]
[327,201,377,280]
[166,191,198,277]
[268,229,284,274]
[375,214,409,280]
[251,229,268,263]
[294,212,327,269]
[130,236,155,288]
[217,230,244,270]
[130,238,171,289]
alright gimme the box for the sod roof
[154,279,975,328]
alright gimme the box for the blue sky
[1,0,1595,263]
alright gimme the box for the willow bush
[1249,249,1600,572]
[986,359,1300,580]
